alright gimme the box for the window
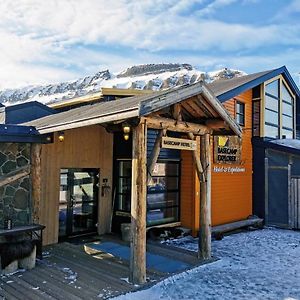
[236,101,245,126]
[281,82,294,138]
[264,79,280,138]
[115,160,180,226]
[147,162,180,226]
[263,78,295,139]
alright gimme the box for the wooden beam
[31,143,42,224]
[187,133,205,182]
[147,129,166,184]
[0,165,30,188]
[205,119,227,130]
[130,120,147,284]
[199,133,212,260]
[173,104,182,121]
[201,85,242,137]
[144,116,210,135]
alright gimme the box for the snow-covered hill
[0,64,246,106]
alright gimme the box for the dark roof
[4,101,56,125]
[0,124,47,143]
[253,137,300,157]
[208,66,300,102]
[25,82,242,136]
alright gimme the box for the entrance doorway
[59,168,99,238]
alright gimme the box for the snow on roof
[270,139,300,150]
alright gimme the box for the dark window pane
[282,82,293,103]
[265,95,278,112]
[152,163,179,176]
[265,79,279,98]
[119,161,131,176]
[147,206,179,226]
[236,114,245,126]
[252,85,261,99]
[252,101,260,137]
[236,102,245,126]
[265,109,278,125]
[148,176,179,191]
[282,102,293,117]
[118,177,131,194]
[147,192,179,209]
[265,124,279,138]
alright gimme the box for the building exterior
[1,65,299,248]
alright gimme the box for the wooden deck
[0,236,202,300]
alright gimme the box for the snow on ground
[114,228,300,300]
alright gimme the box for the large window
[264,79,280,138]
[147,162,180,226]
[263,78,295,139]
[115,160,180,226]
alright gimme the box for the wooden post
[199,133,211,260]
[31,143,42,224]
[188,133,205,182]
[130,119,147,284]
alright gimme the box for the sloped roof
[208,66,300,102]
[25,81,241,136]
[253,138,300,157]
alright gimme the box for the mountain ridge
[0,63,246,106]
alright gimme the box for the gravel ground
[114,228,300,300]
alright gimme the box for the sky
[0,0,300,90]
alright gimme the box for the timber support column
[31,143,42,224]
[130,119,147,284]
[199,133,212,260]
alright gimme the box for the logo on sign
[214,136,241,164]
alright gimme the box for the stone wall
[0,143,31,229]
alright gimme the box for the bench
[0,224,45,274]
[0,224,45,259]
[212,216,264,240]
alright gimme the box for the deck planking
[0,236,202,299]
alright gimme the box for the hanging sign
[214,136,242,164]
[161,137,197,151]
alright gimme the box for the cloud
[0,0,298,88]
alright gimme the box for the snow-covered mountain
[0,64,246,106]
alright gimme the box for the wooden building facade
[1,65,300,284]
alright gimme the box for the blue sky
[0,0,299,89]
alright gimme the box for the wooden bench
[0,224,45,259]
[212,217,264,240]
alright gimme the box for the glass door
[59,168,99,238]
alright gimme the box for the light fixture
[58,131,65,142]
[122,123,131,141]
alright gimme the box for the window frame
[262,75,296,139]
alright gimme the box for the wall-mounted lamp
[122,123,131,141]
[58,131,65,142]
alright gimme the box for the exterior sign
[161,137,197,151]
[214,136,242,164]
[213,166,245,173]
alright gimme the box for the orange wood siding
[180,90,253,233]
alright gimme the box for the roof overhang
[26,82,242,137]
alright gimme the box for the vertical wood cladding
[40,126,113,245]
[181,90,253,233]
